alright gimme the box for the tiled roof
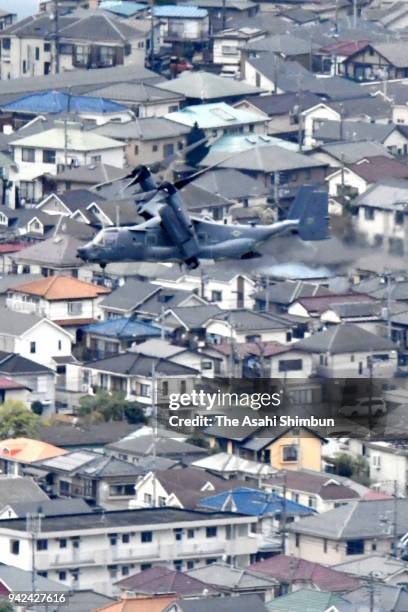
[249,554,361,592]
[0,437,67,464]
[0,376,27,390]
[115,566,219,595]
[11,276,110,301]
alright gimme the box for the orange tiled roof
[11,276,111,301]
[0,437,68,463]
[96,595,178,612]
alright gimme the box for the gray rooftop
[92,117,191,141]
[0,563,70,594]
[11,234,85,268]
[289,498,408,539]
[86,81,182,104]
[295,323,396,354]
[172,593,268,612]
[156,71,263,99]
[0,476,48,509]
[0,307,44,336]
[100,279,159,312]
[187,563,279,589]
[317,140,393,163]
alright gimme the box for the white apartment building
[0,508,258,596]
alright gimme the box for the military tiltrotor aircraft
[77,162,330,270]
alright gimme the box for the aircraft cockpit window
[93,230,119,246]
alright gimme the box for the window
[99,46,116,66]
[180,380,186,394]
[20,181,36,203]
[364,207,375,220]
[58,340,62,351]
[206,527,217,538]
[158,496,166,506]
[122,566,130,576]
[162,380,169,396]
[308,496,316,509]
[22,60,27,74]
[140,384,150,397]
[91,155,101,164]
[323,538,328,553]
[174,560,183,571]
[295,533,300,548]
[141,531,153,543]
[44,42,51,52]
[22,148,35,162]
[122,534,130,544]
[36,539,48,551]
[163,143,174,157]
[346,539,364,555]
[43,149,56,164]
[211,290,222,302]
[59,44,73,55]
[187,529,195,539]
[291,492,299,502]
[141,563,152,571]
[2,38,10,50]
[372,542,377,551]
[187,560,195,569]
[35,47,40,60]
[395,211,404,226]
[109,534,118,546]
[74,45,90,67]
[202,361,213,370]
[174,528,183,541]
[59,539,67,548]
[68,302,83,315]
[58,571,67,581]
[134,145,139,155]
[72,538,80,549]
[278,359,303,372]
[10,540,19,555]
[282,444,299,463]
[30,342,36,354]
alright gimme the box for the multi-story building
[0,11,147,80]
[0,508,258,595]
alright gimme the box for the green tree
[329,452,370,486]
[0,401,40,439]
[78,391,146,425]
[31,400,44,416]
[0,600,14,612]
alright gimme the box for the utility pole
[280,472,287,553]
[151,361,157,507]
[222,0,226,30]
[367,356,373,436]
[26,511,43,593]
[52,0,60,75]
[353,0,357,28]
[149,0,155,67]
[368,571,375,612]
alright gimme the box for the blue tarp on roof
[82,317,162,339]
[154,5,208,18]
[200,487,316,517]
[3,91,127,114]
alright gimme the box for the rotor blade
[174,151,238,190]
[149,136,209,176]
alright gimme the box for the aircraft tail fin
[290,187,330,241]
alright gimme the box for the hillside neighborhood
[3,0,408,611]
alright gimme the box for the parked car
[339,397,387,418]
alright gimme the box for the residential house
[180,182,236,223]
[81,316,162,359]
[2,90,132,126]
[156,71,262,105]
[153,267,256,310]
[185,563,278,602]
[293,323,398,378]
[165,102,267,138]
[0,437,67,476]
[92,118,191,167]
[130,467,246,509]
[249,554,361,595]
[0,307,73,369]
[35,421,140,451]
[360,441,408,498]
[0,507,259,593]
[164,594,269,612]
[84,81,184,117]
[191,452,275,481]
[265,470,361,513]
[45,162,126,194]
[352,179,408,254]
[115,566,220,598]
[179,0,258,32]
[0,9,16,31]
[287,292,377,320]
[345,583,408,611]
[11,234,90,280]
[71,352,199,404]
[243,34,315,71]
[96,594,178,612]
[344,42,408,81]
[0,351,56,408]
[212,27,265,76]
[266,590,351,611]
[204,423,326,472]
[312,140,395,167]
[9,123,125,204]
[35,189,106,220]
[153,5,209,46]
[0,375,30,406]
[159,304,223,346]
[203,309,295,344]
[0,477,49,516]
[235,91,323,138]
[0,11,148,80]
[253,280,330,315]
[334,554,408,586]
[326,156,408,198]
[35,450,145,509]
[312,120,408,157]
[107,429,208,466]
[0,564,71,608]
[199,143,328,191]
[199,487,314,553]
[6,276,111,330]
[286,498,408,564]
